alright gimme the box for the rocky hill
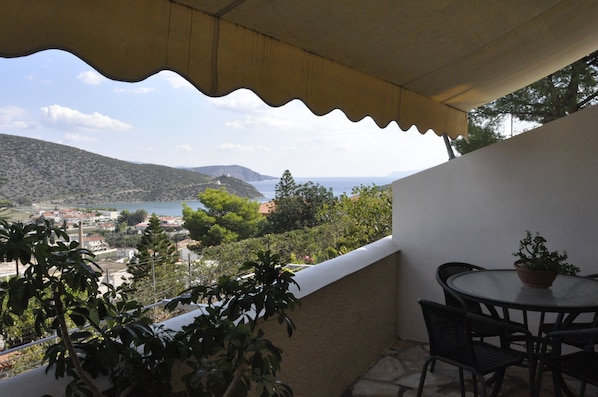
[186,165,276,181]
[0,134,263,205]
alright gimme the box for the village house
[80,235,109,252]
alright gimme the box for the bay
[83,176,399,217]
[84,200,204,217]
[249,176,397,202]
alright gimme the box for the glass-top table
[448,269,598,396]
[447,269,598,313]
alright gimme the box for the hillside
[0,134,263,205]
[186,165,276,181]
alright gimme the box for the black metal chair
[536,327,598,397]
[436,262,509,339]
[417,300,533,397]
[539,274,598,350]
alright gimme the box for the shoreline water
[76,176,400,216]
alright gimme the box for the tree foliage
[0,221,109,397]
[273,170,297,200]
[331,185,392,251]
[194,184,393,283]
[195,225,345,284]
[451,120,505,155]
[118,209,148,227]
[0,199,14,208]
[0,220,298,397]
[183,188,266,248]
[167,251,298,397]
[101,230,142,249]
[128,214,183,304]
[266,170,336,234]
[472,50,598,125]
[453,51,598,156]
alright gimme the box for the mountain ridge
[184,165,276,182]
[0,134,263,205]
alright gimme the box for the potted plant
[513,230,580,288]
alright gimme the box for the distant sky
[0,49,451,178]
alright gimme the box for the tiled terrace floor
[343,339,598,397]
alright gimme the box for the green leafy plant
[513,230,580,275]
[0,220,109,396]
[0,220,298,397]
[166,250,299,397]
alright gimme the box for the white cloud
[136,145,155,152]
[217,143,269,152]
[332,143,352,152]
[176,144,193,152]
[210,90,265,112]
[65,133,97,143]
[40,104,132,132]
[114,87,155,94]
[76,70,105,86]
[160,71,192,89]
[213,90,314,131]
[0,106,36,130]
[225,114,299,130]
[10,121,32,129]
[26,73,52,85]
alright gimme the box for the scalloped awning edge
[0,0,467,139]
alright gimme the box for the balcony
[3,238,597,396]
[3,105,598,395]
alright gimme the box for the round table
[447,269,598,313]
[447,269,598,396]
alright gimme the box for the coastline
[14,176,399,218]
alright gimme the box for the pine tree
[452,120,505,155]
[128,214,182,303]
[182,188,265,247]
[472,50,598,125]
[267,170,336,234]
[274,170,297,199]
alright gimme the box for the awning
[2,1,598,139]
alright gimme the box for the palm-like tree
[0,220,36,276]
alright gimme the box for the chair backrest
[584,274,598,325]
[418,299,477,366]
[436,262,486,314]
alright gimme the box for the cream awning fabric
[2,1,598,139]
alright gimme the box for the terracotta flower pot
[514,262,557,288]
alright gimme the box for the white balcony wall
[393,105,598,341]
[245,238,400,397]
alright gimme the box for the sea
[82,176,401,217]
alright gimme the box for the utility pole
[151,254,157,304]
[78,220,83,249]
[188,253,191,288]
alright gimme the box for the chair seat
[546,351,598,386]
[473,342,524,374]
[537,327,598,395]
[471,318,506,338]
[418,300,533,397]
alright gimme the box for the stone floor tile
[398,371,454,390]
[350,379,400,397]
[361,355,405,382]
[345,339,598,397]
